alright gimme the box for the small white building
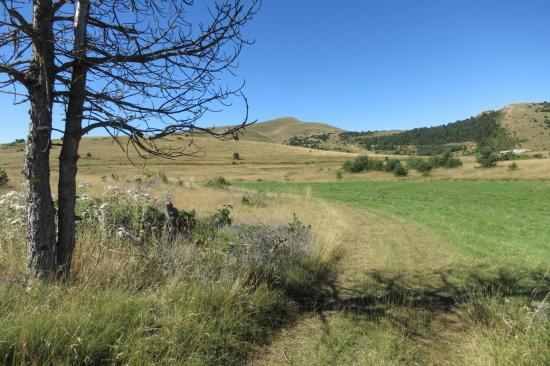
[500,148,529,155]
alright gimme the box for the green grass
[239,180,550,268]
[241,180,550,365]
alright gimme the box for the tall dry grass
[0,182,343,365]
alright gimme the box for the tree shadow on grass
[318,265,550,320]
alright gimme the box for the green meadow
[240,180,550,268]
[240,180,550,365]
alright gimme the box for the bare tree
[0,0,259,279]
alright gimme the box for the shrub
[343,155,406,175]
[500,151,516,161]
[157,169,168,184]
[335,170,343,180]
[407,158,433,173]
[233,152,240,160]
[430,152,462,168]
[86,152,92,158]
[205,176,231,189]
[384,159,401,172]
[241,192,268,207]
[477,148,499,168]
[393,165,408,177]
[342,155,370,173]
[508,162,519,171]
[367,159,385,171]
[0,167,7,186]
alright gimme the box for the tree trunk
[25,0,56,279]
[25,90,56,279]
[56,131,81,276]
[56,0,90,277]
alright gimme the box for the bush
[508,162,519,171]
[393,165,408,177]
[233,152,240,160]
[477,148,499,168]
[407,158,433,173]
[0,167,7,186]
[335,170,343,180]
[342,155,370,173]
[343,155,408,175]
[500,151,517,161]
[85,152,92,158]
[367,159,385,171]
[383,159,401,172]
[205,176,231,189]
[241,191,268,207]
[430,152,462,168]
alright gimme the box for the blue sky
[1,0,550,142]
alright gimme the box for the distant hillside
[234,117,341,144]
[214,103,550,154]
[339,111,515,155]
[283,103,550,155]
[500,103,550,151]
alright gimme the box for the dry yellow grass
[230,117,341,143]
[0,136,354,186]
[500,103,550,151]
[2,135,549,191]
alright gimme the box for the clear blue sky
[1,0,550,143]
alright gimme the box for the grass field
[239,181,550,268]
[1,131,550,365]
[239,180,550,365]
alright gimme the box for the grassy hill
[280,103,550,154]
[229,117,341,144]
[500,102,550,151]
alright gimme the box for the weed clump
[157,169,168,184]
[241,191,268,207]
[0,167,7,186]
[205,176,231,189]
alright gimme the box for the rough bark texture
[56,0,90,277]
[163,201,179,247]
[24,0,56,279]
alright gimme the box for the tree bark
[56,0,90,277]
[25,0,56,279]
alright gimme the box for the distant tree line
[340,111,509,153]
[286,133,332,150]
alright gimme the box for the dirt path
[249,202,462,365]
